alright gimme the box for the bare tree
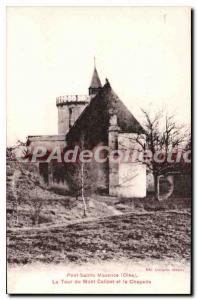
[30,189,44,226]
[7,140,28,224]
[80,159,87,217]
[7,140,45,225]
[65,134,97,217]
[121,109,190,200]
[11,169,22,224]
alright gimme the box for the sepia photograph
[6,6,191,294]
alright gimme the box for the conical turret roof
[89,67,102,88]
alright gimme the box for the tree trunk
[32,214,39,226]
[153,173,158,200]
[16,202,19,224]
[81,163,87,217]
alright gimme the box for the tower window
[69,108,72,129]
[69,107,76,128]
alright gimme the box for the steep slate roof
[66,81,145,145]
[89,67,102,88]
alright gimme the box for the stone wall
[58,106,70,135]
[57,101,88,135]
[108,127,147,198]
[27,135,66,152]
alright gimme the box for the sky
[7,6,191,146]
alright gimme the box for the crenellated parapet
[56,95,90,106]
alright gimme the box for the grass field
[7,210,191,265]
[7,162,191,266]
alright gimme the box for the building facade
[27,66,147,198]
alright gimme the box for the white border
[0,1,195,299]
[1,0,196,5]
[0,1,7,299]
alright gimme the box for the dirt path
[7,198,123,232]
[7,208,190,233]
[96,201,123,216]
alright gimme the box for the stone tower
[56,65,102,135]
[56,95,89,135]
